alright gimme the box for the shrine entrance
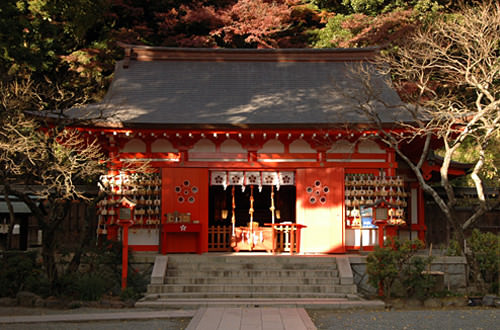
[207,171,297,253]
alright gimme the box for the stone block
[337,256,353,285]
[16,291,40,307]
[151,255,168,285]
[0,297,16,306]
[440,296,467,307]
[424,298,443,308]
[482,295,499,307]
[446,274,466,288]
[443,264,466,275]
[34,297,45,307]
[386,298,406,309]
[406,298,423,308]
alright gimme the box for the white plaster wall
[357,140,385,154]
[190,138,216,153]
[346,228,378,247]
[328,139,355,153]
[220,139,245,153]
[289,139,315,153]
[128,228,159,245]
[151,139,177,153]
[121,139,146,153]
[258,139,284,153]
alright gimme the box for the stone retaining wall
[349,255,468,297]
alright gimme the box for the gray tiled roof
[70,53,411,126]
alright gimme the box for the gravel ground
[0,318,191,330]
[0,306,140,316]
[1,306,499,330]
[0,307,191,330]
[308,308,499,330]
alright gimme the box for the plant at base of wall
[366,237,434,299]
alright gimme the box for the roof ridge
[117,42,378,63]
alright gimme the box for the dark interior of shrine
[209,185,296,227]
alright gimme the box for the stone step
[164,276,340,285]
[166,262,337,271]
[142,255,361,305]
[147,283,356,294]
[165,269,339,278]
[166,255,338,264]
[135,297,385,310]
[142,291,355,300]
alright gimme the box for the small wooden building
[71,46,445,254]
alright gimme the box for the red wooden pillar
[378,224,386,248]
[117,197,136,290]
[417,186,426,242]
[120,222,131,289]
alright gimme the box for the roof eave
[117,42,379,63]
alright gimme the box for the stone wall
[349,255,468,297]
[130,252,156,275]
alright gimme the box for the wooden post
[377,224,386,248]
[249,185,254,250]
[121,222,130,290]
[270,185,275,224]
[231,186,236,237]
[117,197,136,290]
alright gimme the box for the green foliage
[445,238,462,256]
[58,272,108,301]
[74,274,108,301]
[311,14,353,48]
[55,239,147,301]
[468,229,500,293]
[122,265,149,301]
[305,0,345,12]
[0,0,116,109]
[341,0,405,15]
[0,251,49,297]
[445,133,500,188]
[401,255,436,299]
[366,238,434,299]
[341,0,444,15]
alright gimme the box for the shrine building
[69,45,445,255]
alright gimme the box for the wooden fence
[208,224,302,253]
[208,225,232,251]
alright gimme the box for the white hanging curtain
[210,171,294,190]
[261,172,279,190]
[227,172,244,185]
[279,171,295,186]
[244,171,261,185]
[210,171,228,189]
[245,171,261,192]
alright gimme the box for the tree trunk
[66,200,96,274]
[3,185,16,250]
[42,227,59,288]
[40,200,71,291]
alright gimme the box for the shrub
[56,239,148,301]
[0,251,49,297]
[74,273,108,301]
[122,266,148,301]
[366,237,434,299]
[0,239,148,301]
[467,229,499,294]
[56,271,108,301]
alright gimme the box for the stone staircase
[136,254,371,309]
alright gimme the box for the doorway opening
[208,185,296,251]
